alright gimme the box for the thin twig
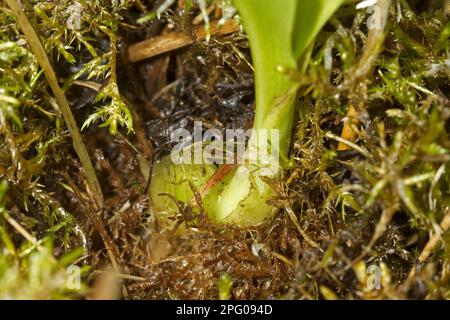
[130,108,154,160]
[73,80,102,91]
[271,251,294,267]
[192,3,216,25]
[326,131,372,159]
[352,205,397,266]
[93,270,146,282]
[4,212,48,255]
[5,0,104,209]
[62,172,121,274]
[338,0,393,149]
[406,209,450,281]
[345,0,393,83]
[128,20,240,62]
[283,200,321,250]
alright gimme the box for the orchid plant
[149,0,346,227]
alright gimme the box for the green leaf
[233,0,345,158]
[137,11,157,24]
[292,0,346,58]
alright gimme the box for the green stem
[235,0,298,159]
[197,0,302,226]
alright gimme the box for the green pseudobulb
[149,155,278,227]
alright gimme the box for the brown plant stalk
[5,0,104,209]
